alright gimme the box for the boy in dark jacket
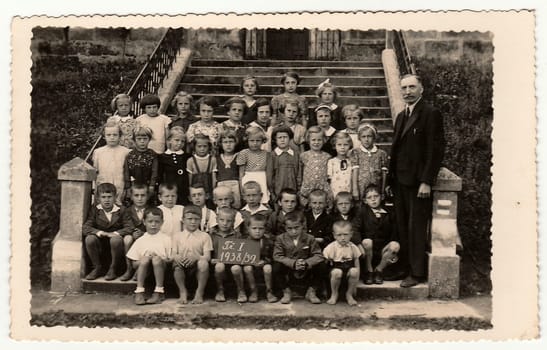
[304,189,333,249]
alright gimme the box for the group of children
[84,71,400,306]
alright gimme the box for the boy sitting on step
[272,210,325,304]
[126,207,172,305]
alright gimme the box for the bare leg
[346,267,359,306]
[231,265,247,303]
[327,268,342,305]
[192,258,209,304]
[244,265,257,302]
[362,239,374,272]
[377,241,400,272]
[173,266,188,304]
[135,256,151,289]
[151,256,166,288]
[214,263,226,302]
[120,235,135,280]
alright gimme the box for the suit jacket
[266,209,303,237]
[123,205,149,233]
[362,205,398,251]
[82,205,134,237]
[304,210,333,248]
[273,232,324,268]
[389,99,445,187]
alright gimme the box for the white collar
[193,154,210,160]
[165,149,184,155]
[96,204,120,213]
[274,147,294,156]
[406,98,421,114]
[224,119,243,128]
[360,144,378,154]
[344,128,359,134]
[242,203,269,214]
[249,121,267,131]
[324,126,336,137]
[371,207,388,214]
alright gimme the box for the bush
[416,56,493,296]
[30,53,141,288]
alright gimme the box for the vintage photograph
[9,11,537,343]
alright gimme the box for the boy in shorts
[273,211,324,304]
[323,220,362,306]
[126,207,172,305]
[172,205,213,304]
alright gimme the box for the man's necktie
[401,106,410,131]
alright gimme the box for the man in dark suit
[387,74,445,288]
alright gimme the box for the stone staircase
[176,58,394,153]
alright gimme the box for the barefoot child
[330,191,365,253]
[209,207,243,302]
[157,126,191,205]
[323,220,361,306]
[92,121,130,205]
[361,184,400,285]
[216,131,241,209]
[123,126,158,202]
[136,94,171,154]
[126,208,172,305]
[273,211,324,304]
[172,205,213,304]
[83,183,134,280]
[271,125,301,202]
[169,91,198,132]
[243,214,278,303]
[108,93,136,149]
[121,183,150,281]
[157,183,183,238]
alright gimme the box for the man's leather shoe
[400,276,420,288]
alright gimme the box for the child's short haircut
[358,123,377,139]
[110,93,131,112]
[305,125,325,143]
[242,181,262,193]
[170,91,194,109]
[168,126,186,141]
[225,97,247,113]
[332,220,353,233]
[279,188,298,200]
[158,183,178,194]
[281,98,301,115]
[271,125,294,143]
[144,207,164,220]
[245,126,267,142]
[183,204,202,218]
[280,71,301,85]
[190,182,206,192]
[240,75,260,92]
[217,207,236,219]
[309,189,327,201]
[335,191,353,204]
[131,182,148,192]
[331,131,354,148]
[254,97,272,113]
[213,185,234,199]
[132,126,153,141]
[140,94,161,108]
[284,210,305,224]
[192,133,212,148]
[315,81,338,99]
[219,130,238,146]
[341,104,360,117]
[103,121,121,135]
[197,96,219,109]
[96,182,117,195]
[249,213,267,226]
[364,184,381,197]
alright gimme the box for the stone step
[190,93,390,107]
[187,106,392,119]
[356,280,429,299]
[190,59,383,67]
[82,278,136,294]
[181,74,387,86]
[186,66,384,76]
[178,83,387,96]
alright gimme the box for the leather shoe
[134,292,146,305]
[400,276,420,288]
[85,267,103,280]
[373,270,383,284]
[146,292,165,304]
[104,268,117,281]
[364,271,374,285]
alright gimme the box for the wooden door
[265,29,309,59]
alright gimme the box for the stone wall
[183,28,245,59]
[404,31,493,66]
[31,27,165,63]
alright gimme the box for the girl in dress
[240,75,259,125]
[186,96,223,155]
[158,126,191,205]
[135,94,171,154]
[340,104,363,149]
[123,126,158,203]
[248,98,273,152]
[279,98,306,153]
[108,93,136,149]
[92,121,130,205]
[169,91,198,132]
[270,71,308,128]
[327,131,359,201]
[216,130,242,209]
[298,126,332,208]
[352,124,389,200]
[187,133,218,208]
[237,126,273,205]
[221,97,247,152]
[310,80,343,130]
[270,125,300,202]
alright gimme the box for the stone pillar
[51,157,96,292]
[428,167,462,298]
[381,48,405,125]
